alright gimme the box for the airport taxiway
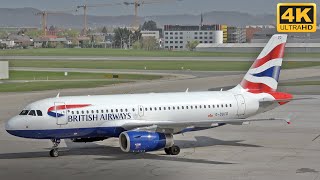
[0,67,319,180]
[1,56,320,61]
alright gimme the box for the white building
[163,25,223,50]
[0,61,9,79]
[0,40,15,48]
[141,31,160,41]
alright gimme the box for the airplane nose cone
[5,118,13,131]
[5,116,21,135]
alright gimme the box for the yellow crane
[123,0,173,29]
[35,10,73,36]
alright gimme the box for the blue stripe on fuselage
[6,127,126,139]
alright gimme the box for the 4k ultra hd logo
[277,3,317,32]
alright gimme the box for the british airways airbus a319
[6,34,296,157]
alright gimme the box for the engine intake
[119,131,173,152]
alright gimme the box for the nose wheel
[164,145,180,155]
[50,139,60,157]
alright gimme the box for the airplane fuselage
[6,90,265,139]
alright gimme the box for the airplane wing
[101,118,290,134]
[259,97,316,103]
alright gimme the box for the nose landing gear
[50,139,61,157]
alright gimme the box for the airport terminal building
[163,25,223,50]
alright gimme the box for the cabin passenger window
[87,110,89,114]
[36,110,43,116]
[19,110,29,115]
[200,105,202,108]
[212,105,215,108]
[101,110,104,113]
[132,108,135,112]
[82,111,84,114]
[145,108,148,111]
[186,106,189,109]
[71,111,74,114]
[177,106,180,110]
[96,110,99,113]
[28,110,36,116]
[164,107,166,110]
[116,109,118,112]
[208,105,211,108]
[154,107,157,111]
[120,109,123,112]
[173,107,175,110]
[159,107,161,110]
[221,104,223,108]
[225,104,228,107]
[230,104,232,107]
[140,108,143,111]
[106,109,108,113]
[150,107,152,111]
[77,111,79,114]
[182,106,184,109]
[195,106,197,109]
[191,106,193,109]
[125,109,128,112]
[111,109,113,113]
[204,105,206,108]
[217,105,219,108]
[168,107,171,110]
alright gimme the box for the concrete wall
[0,61,9,79]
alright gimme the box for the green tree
[0,31,8,39]
[101,26,108,34]
[25,30,43,38]
[141,20,157,31]
[132,41,142,49]
[186,40,199,51]
[141,37,158,50]
[113,28,141,48]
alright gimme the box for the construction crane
[123,0,173,29]
[76,3,121,36]
[35,10,73,36]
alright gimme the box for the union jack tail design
[240,34,287,93]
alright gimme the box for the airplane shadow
[0,136,262,165]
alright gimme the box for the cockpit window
[19,110,29,115]
[28,110,36,116]
[36,110,43,116]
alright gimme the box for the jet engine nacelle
[119,131,174,152]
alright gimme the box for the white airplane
[6,34,295,157]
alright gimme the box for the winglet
[286,119,291,125]
[56,93,60,98]
[285,114,292,125]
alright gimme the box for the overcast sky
[0,0,319,16]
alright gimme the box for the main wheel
[50,149,59,157]
[170,145,180,155]
[164,147,171,155]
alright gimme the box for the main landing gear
[50,139,61,157]
[164,145,180,155]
